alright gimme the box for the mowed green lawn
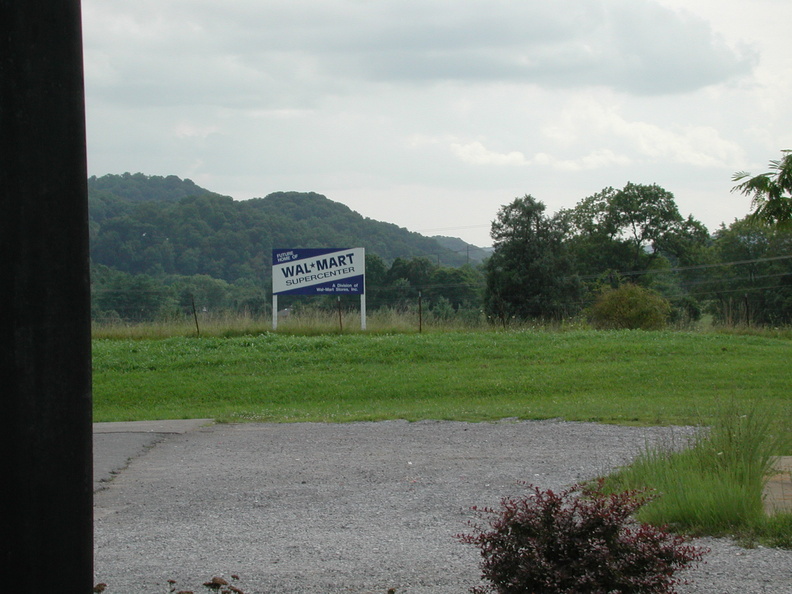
[92,330,791,430]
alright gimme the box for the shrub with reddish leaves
[459,481,706,594]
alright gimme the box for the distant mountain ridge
[432,235,494,264]
[88,173,488,283]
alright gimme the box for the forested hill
[88,173,478,282]
[88,172,226,204]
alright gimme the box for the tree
[703,218,792,326]
[386,256,436,290]
[426,265,484,310]
[374,256,437,311]
[363,253,389,309]
[560,184,710,324]
[732,150,792,228]
[563,183,704,275]
[484,196,583,323]
[560,187,635,276]
[92,269,174,322]
[168,274,232,314]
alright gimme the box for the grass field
[93,329,792,437]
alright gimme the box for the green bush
[587,284,672,330]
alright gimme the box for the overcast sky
[82,0,791,247]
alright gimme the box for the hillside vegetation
[89,173,792,328]
[89,173,475,279]
[89,173,487,323]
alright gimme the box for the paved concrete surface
[93,420,792,514]
[93,419,213,490]
[765,456,792,515]
[91,420,792,593]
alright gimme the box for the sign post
[272,248,366,330]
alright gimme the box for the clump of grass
[759,513,792,549]
[605,402,792,547]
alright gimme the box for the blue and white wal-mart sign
[272,247,365,295]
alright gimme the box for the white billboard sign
[271,247,367,330]
[272,247,365,295]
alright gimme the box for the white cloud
[541,97,745,168]
[83,0,755,110]
[450,142,528,166]
[448,141,632,172]
[172,122,221,139]
[534,150,633,171]
[80,0,790,246]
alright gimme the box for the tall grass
[92,308,439,339]
[92,307,792,340]
[91,307,526,338]
[605,402,792,547]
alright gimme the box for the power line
[415,224,490,233]
[577,254,792,281]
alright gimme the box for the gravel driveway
[93,420,792,593]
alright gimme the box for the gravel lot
[93,420,792,593]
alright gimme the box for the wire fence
[90,253,792,329]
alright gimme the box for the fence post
[191,294,201,337]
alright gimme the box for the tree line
[484,185,791,327]
[91,154,792,327]
[484,151,792,327]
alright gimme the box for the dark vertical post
[191,294,201,337]
[0,0,94,588]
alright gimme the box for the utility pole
[0,0,94,588]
